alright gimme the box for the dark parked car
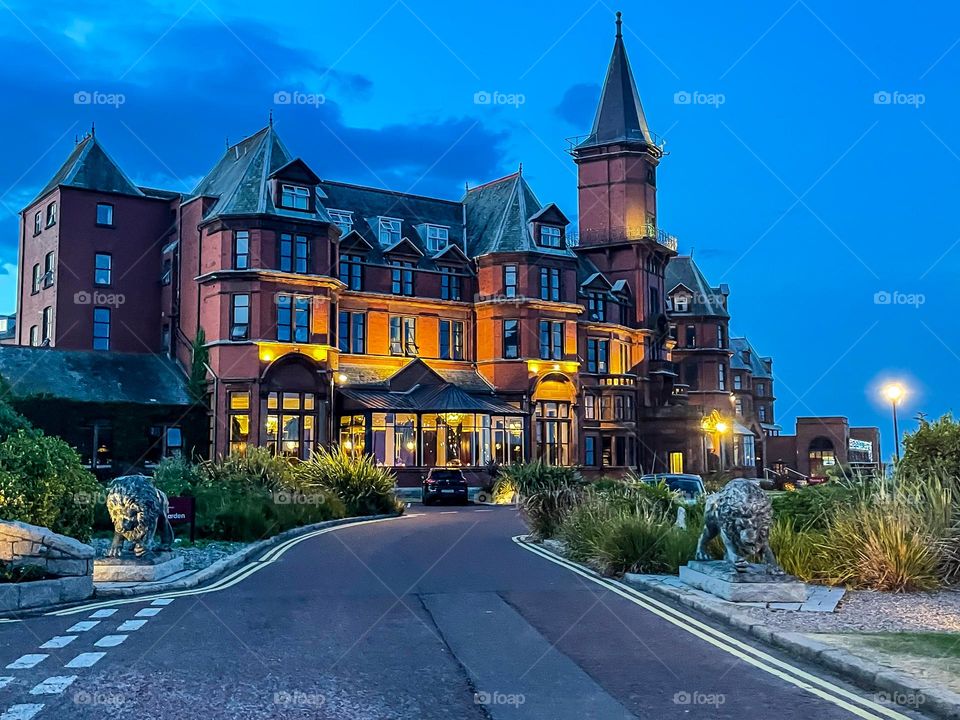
[422,468,469,506]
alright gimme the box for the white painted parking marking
[0,704,45,720]
[439,511,458,514]
[117,620,147,632]
[5,656,47,670]
[94,635,128,648]
[135,608,161,618]
[89,609,117,618]
[29,676,77,695]
[65,621,99,633]
[64,653,105,669]
[150,598,173,606]
[39,636,77,649]
[0,677,13,689]
[475,509,493,512]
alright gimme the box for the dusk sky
[0,0,956,457]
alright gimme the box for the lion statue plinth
[104,475,174,559]
[695,478,781,574]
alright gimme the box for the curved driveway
[0,506,930,719]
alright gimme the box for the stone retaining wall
[0,520,95,612]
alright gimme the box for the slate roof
[190,126,331,224]
[0,347,192,405]
[319,180,465,272]
[31,135,146,205]
[577,14,653,149]
[665,256,729,318]
[730,337,773,379]
[463,172,575,258]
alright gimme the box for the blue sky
[0,0,957,457]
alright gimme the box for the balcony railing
[565,130,668,153]
[567,223,678,252]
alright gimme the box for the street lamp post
[882,383,905,463]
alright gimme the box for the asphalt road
[0,505,933,719]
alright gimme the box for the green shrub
[0,430,101,542]
[492,476,518,504]
[772,482,865,531]
[503,462,584,539]
[769,519,831,581]
[201,447,296,490]
[296,447,402,517]
[901,413,960,480]
[153,455,205,497]
[560,493,623,562]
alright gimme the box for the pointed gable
[664,256,729,318]
[578,12,653,149]
[32,135,144,204]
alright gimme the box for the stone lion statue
[105,475,174,558]
[695,478,781,573]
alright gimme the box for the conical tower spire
[578,11,652,149]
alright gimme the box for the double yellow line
[513,536,912,720]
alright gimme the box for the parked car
[422,468,469,506]
[638,473,706,503]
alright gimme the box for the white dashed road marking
[0,677,13,689]
[94,635,128,648]
[65,621,99,633]
[439,511,458,514]
[0,704,45,720]
[89,609,117,618]
[135,608,162,618]
[117,620,147,632]
[29,676,77,695]
[39,636,76,649]
[64,653,106,669]
[150,598,174,606]
[5,656,47,670]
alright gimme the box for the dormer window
[280,184,310,211]
[539,225,562,248]
[379,217,402,245]
[587,292,606,322]
[425,224,449,252]
[329,209,353,235]
[673,294,690,313]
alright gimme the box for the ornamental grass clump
[501,462,584,540]
[296,446,403,517]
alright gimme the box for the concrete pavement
[0,505,933,719]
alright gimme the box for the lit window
[328,209,353,235]
[539,225,561,248]
[93,307,110,350]
[280,184,310,210]
[228,391,251,455]
[95,253,112,286]
[96,203,114,226]
[231,294,250,341]
[378,217,402,245]
[425,225,449,252]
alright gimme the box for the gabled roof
[31,134,145,205]
[339,229,374,251]
[730,337,773,379]
[190,125,331,224]
[577,13,653,150]
[433,243,471,264]
[463,172,575,258]
[270,157,321,185]
[0,347,192,405]
[664,256,729,318]
[528,202,569,226]
[383,237,424,257]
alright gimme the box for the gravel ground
[742,587,960,633]
[90,538,251,571]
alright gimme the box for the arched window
[808,436,836,478]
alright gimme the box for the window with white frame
[425,224,449,252]
[280,184,310,210]
[378,217,402,245]
[328,209,353,235]
[539,225,561,248]
[673,294,690,312]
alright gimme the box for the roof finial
[518,162,523,176]
[90,121,95,137]
[616,11,622,38]
[268,108,273,127]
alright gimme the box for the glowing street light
[881,382,906,462]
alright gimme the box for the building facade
[14,14,834,483]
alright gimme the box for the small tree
[900,413,960,481]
